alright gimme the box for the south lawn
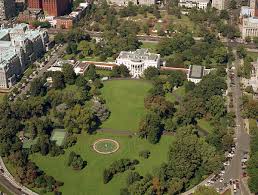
[30,132,175,195]
[101,80,152,131]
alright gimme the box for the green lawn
[140,41,158,53]
[247,51,258,61]
[101,80,152,131]
[0,93,5,103]
[166,86,186,103]
[96,69,112,77]
[30,132,175,195]
[197,118,215,134]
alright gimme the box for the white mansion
[116,49,161,78]
[0,24,49,89]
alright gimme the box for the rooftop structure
[187,65,210,84]
[212,0,228,10]
[179,0,210,9]
[108,0,156,6]
[116,49,161,78]
[0,24,49,89]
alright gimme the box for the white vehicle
[227,153,234,158]
[223,161,230,166]
[219,178,224,183]
[233,184,237,193]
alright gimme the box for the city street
[17,44,67,98]
[208,51,250,195]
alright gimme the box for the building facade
[116,49,160,78]
[28,0,71,16]
[28,0,43,9]
[241,17,258,38]
[42,0,71,16]
[178,0,210,9]
[0,24,49,89]
[212,0,226,10]
[108,0,155,6]
[0,0,16,20]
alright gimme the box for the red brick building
[28,0,43,9]
[28,0,71,16]
[56,16,74,29]
[42,0,71,16]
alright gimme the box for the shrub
[139,150,151,159]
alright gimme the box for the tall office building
[28,0,43,9]
[42,0,71,16]
[0,0,16,20]
[212,0,227,10]
[28,0,71,16]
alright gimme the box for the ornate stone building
[0,24,49,89]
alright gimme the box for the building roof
[0,29,9,40]
[118,49,159,62]
[189,65,204,79]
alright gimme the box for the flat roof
[189,65,204,79]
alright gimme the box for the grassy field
[30,132,175,195]
[166,86,186,103]
[0,93,5,103]
[140,41,158,53]
[247,51,258,61]
[197,118,215,134]
[101,80,152,131]
[96,69,112,77]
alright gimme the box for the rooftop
[118,49,159,62]
[189,65,204,79]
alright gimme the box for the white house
[116,49,161,78]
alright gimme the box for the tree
[236,45,247,59]
[30,78,46,96]
[86,65,97,80]
[166,126,221,181]
[144,95,175,118]
[119,65,130,77]
[54,33,65,44]
[219,10,229,20]
[253,37,258,48]
[184,81,195,93]
[245,36,251,43]
[144,67,159,80]
[167,178,183,195]
[206,95,227,119]
[64,104,95,134]
[139,150,151,159]
[111,66,121,77]
[138,112,162,144]
[92,101,110,123]
[63,64,76,84]
[126,171,142,186]
[229,0,237,9]
[52,71,65,89]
